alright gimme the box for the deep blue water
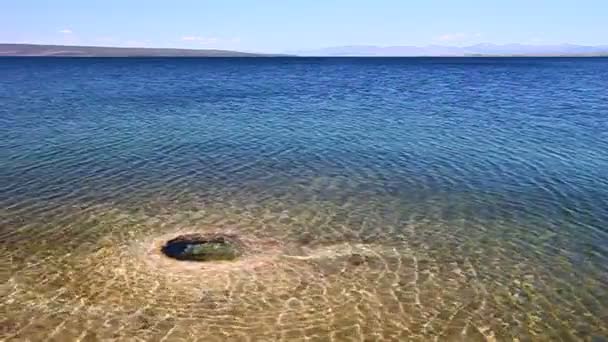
[1,57,608,340]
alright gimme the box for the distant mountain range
[293,44,608,57]
[2,43,608,57]
[0,44,274,57]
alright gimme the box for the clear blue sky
[1,0,607,52]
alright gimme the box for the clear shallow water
[1,57,607,341]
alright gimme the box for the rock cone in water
[161,233,242,261]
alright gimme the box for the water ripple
[1,57,608,340]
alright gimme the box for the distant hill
[0,44,274,57]
[293,43,608,57]
[4,43,607,58]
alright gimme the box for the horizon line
[2,42,608,58]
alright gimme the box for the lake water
[1,57,607,341]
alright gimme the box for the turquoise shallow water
[1,57,608,341]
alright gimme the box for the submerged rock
[348,253,367,266]
[161,233,242,261]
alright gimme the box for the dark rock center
[161,233,242,262]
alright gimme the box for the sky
[1,0,607,53]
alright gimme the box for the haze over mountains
[0,44,269,57]
[1,43,608,57]
[293,43,608,56]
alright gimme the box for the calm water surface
[1,57,608,341]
